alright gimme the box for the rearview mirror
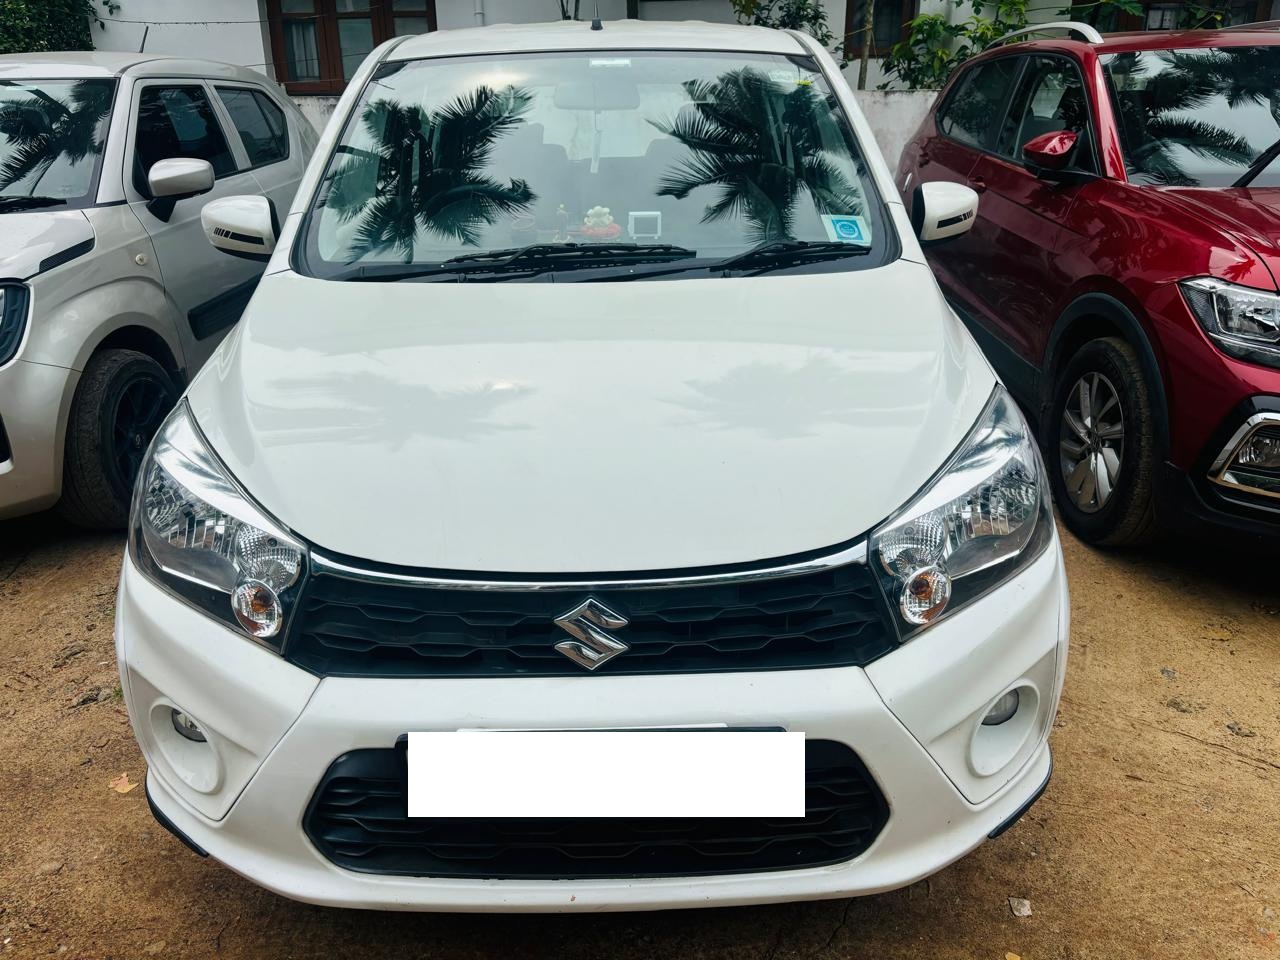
[911,181,979,245]
[1023,130,1078,175]
[201,195,277,262]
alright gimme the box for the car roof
[0,51,278,86]
[389,19,808,61]
[989,25,1280,58]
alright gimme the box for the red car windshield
[1104,46,1280,188]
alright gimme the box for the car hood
[1162,187,1280,284]
[187,261,995,573]
[0,209,94,279]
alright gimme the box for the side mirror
[1023,130,1078,176]
[911,181,979,245]
[147,158,214,199]
[201,195,278,262]
[146,158,215,222]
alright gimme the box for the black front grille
[284,555,896,677]
[303,740,888,879]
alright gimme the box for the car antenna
[591,0,603,29]
[138,24,149,52]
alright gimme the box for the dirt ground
[0,514,1277,960]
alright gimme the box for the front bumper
[1160,396,1280,546]
[0,359,77,519]
[116,536,1068,913]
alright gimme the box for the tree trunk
[857,0,875,90]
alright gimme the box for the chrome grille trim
[308,541,869,593]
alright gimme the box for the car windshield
[1104,46,1280,188]
[0,78,115,211]
[300,50,890,280]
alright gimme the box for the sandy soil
[0,513,1276,959]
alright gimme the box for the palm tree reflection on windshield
[324,85,538,261]
[1109,49,1272,186]
[0,80,112,194]
[651,69,864,243]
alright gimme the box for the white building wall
[86,0,912,88]
[92,0,274,77]
[85,0,935,164]
[441,0,631,29]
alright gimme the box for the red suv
[898,24,1280,546]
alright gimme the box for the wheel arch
[91,324,185,390]
[1045,291,1171,459]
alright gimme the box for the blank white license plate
[406,730,806,818]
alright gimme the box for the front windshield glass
[0,79,115,211]
[300,50,891,281]
[1104,46,1280,187]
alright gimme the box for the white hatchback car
[0,53,315,527]
[117,21,1068,912]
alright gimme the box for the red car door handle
[970,177,987,193]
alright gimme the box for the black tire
[58,349,178,530]
[1046,337,1158,547]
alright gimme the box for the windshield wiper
[1234,137,1280,189]
[0,195,68,212]
[444,242,697,267]
[717,239,871,274]
[342,242,699,282]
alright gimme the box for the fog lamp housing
[170,707,207,743]
[1236,426,1280,469]
[1210,415,1280,500]
[982,689,1020,726]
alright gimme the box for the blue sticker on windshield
[821,215,870,244]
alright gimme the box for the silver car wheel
[1060,372,1124,514]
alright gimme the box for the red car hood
[1163,187,1280,285]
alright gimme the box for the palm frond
[0,136,55,190]
[650,67,851,242]
[1144,115,1255,164]
[348,193,419,260]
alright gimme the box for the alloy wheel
[1059,372,1124,514]
[108,373,171,495]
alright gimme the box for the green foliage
[1175,0,1244,29]
[730,0,846,62]
[880,0,1139,89]
[0,0,118,55]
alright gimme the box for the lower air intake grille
[303,740,888,879]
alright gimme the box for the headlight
[0,283,30,366]
[130,403,305,646]
[1180,277,1280,369]
[870,387,1052,637]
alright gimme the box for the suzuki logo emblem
[554,598,629,670]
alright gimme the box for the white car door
[124,78,265,375]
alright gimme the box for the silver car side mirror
[912,182,979,245]
[148,158,215,199]
[201,195,278,262]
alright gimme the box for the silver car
[0,52,315,526]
